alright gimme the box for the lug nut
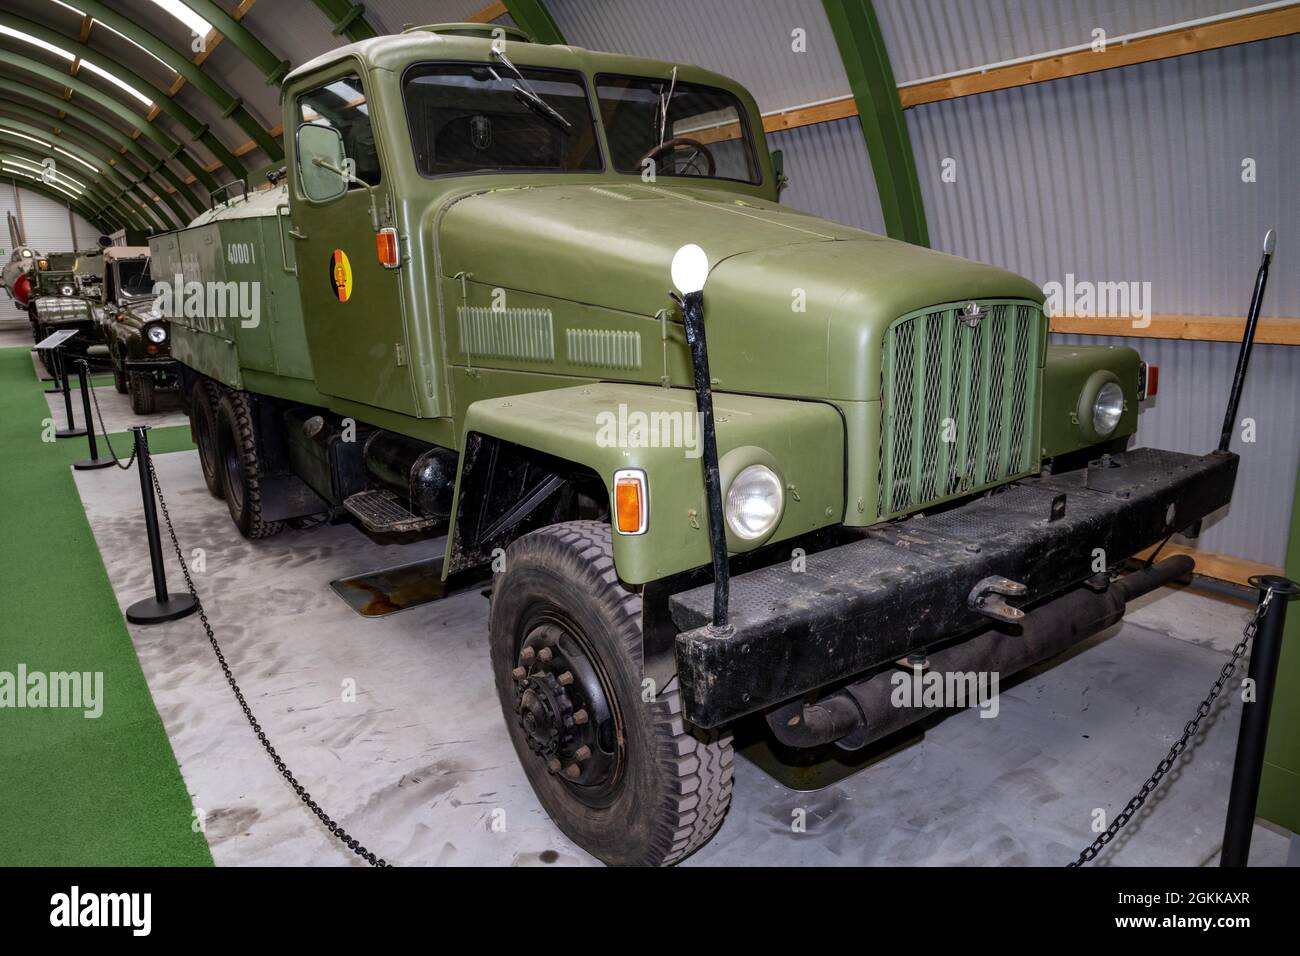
[574,745,591,762]
[538,647,553,662]
[572,709,589,726]
[563,764,581,779]
[520,646,536,663]
[546,757,561,774]
[557,671,574,686]
[512,666,527,680]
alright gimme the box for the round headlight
[1092,381,1124,436]
[146,323,168,344]
[60,284,75,296]
[725,464,784,541]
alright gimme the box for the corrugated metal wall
[549,0,851,112]
[0,181,98,321]
[874,0,1256,83]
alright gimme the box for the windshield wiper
[489,50,572,133]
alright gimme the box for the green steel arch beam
[0,142,147,230]
[0,110,184,230]
[63,1,283,161]
[2,161,136,235]
[311,0,379,43]
[821,0,928,246]
[2,172,114,233]
[4,82,202,221]
[0,48,221,193]
[0,116,168,231]
[502,0,566,45]
[0,148,145,234]
[0,11,247,180]
[186,0,291,84]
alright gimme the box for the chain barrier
[1067,587,1276,866]
[80,360,136,471]
[83,394,387,866]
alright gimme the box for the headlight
[1092,381,1124,436]
[60,284,75,296]
[145,323,168,344]
[724,464,784,541]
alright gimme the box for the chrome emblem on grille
[959,301,985,328]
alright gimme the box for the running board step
[343,489,439,534]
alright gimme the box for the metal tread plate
[669,447,1238,728]
[343,489,437,534]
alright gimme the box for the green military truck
[94,246,176,413]
[156,24,1238,866]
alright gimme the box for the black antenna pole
[1218,229,1275,453]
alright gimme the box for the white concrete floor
[71,440,1296,867]
[44,383,186,435]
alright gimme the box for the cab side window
[297,75,382,187]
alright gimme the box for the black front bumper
[669,448,1238,728]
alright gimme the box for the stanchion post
[125,425,198,625]
[72,359,114,470]
[1220,574,1300,866]
[54,344,86,439]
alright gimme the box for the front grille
[877,300,1041,518]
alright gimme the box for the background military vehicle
[156,24,1235,866]
[25,244,108,372]
[94,246,175,414]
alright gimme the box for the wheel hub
[511,622,617,789]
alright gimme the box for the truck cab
[160,23,1236,866]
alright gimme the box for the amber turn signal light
[613,469,648,535]
[376,227,399,269]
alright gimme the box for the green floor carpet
[0,345,213,865]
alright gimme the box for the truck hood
[437,182,1044,401]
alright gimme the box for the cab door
[289,70,417,414]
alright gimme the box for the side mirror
[297,123,348,202]
[770,149,789,197]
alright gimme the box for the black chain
[1067,587,1276,866]
[144,456,389,867]
[80,360,136,470]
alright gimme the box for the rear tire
[190,381,224,498]
[489,520,733,866]
[128,371,155,414]
[214,390,283,539]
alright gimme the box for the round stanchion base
[73,457,117,470]
[126,593,198,625]
[55,427,88,439]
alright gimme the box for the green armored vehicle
[94,246,176,413]
[158,24,1237,866]
[28,246,107,371]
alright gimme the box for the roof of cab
[281,24,753,106]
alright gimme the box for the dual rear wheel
[188,379,282,538]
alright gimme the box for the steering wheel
[639,137,717,178]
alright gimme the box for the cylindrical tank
[362,430,458,520]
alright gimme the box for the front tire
[214,390,283,539]
[128,371,155,414]
[489,520,733,866]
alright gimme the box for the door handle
[288,227,307,240]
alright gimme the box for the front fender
[447,382,845,584]
[1041,344,1141,458]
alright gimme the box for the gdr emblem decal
[329,248,353,302]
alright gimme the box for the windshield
[403,63,601,176]
[595,74,759,184]
[118,259,153,298]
